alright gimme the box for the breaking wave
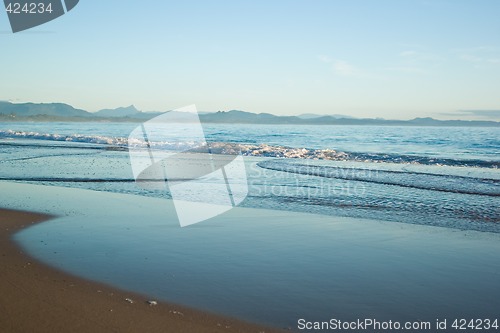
[1,129,498,168]
[0,129,130,146]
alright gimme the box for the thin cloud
[399,50,417,57]
[383,66,426,74]
[332,60,358,76]
[461,110,500,118]
[398,50,442,62]
[441,110,500,120]
[459,54,500,68]
[318,55,359,77]
[388,48,443,75]
[318,54,332,63]
[455,46,500,67]
[460,54,483,62]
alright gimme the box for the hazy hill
[94,105,141,118]
[93,105,163,119]
[0,101,90,118]
[297,113,354,119]
[200,110,499,126]
[200,110,304,124]
[0,102,162,121]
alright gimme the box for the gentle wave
[257,160,500,197]
[1,129,498,168]
[0,177,190,182]
[0,177,136,182]
[0,129,130,146]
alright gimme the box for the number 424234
[452,319,499,330]
[5,2,54,14]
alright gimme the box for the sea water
[1,122,500,330]
[0,122,498,231]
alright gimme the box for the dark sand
[0,209,286,333]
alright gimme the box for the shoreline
[0,208,285,333]
[2,181,500,330]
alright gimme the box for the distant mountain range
[93,105,164,119]
[0,101,89,118]
[0,101,498,127]
[94,105,141,118]
[297,113,354,119]
[0,101,163,121]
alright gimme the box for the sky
[1,0,500,120]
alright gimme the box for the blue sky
[1,0,500,120]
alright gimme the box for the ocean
[1,121,500,330]
[1,122,498,231]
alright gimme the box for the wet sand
[0,209,285,333]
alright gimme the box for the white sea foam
[1,129,498,168]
